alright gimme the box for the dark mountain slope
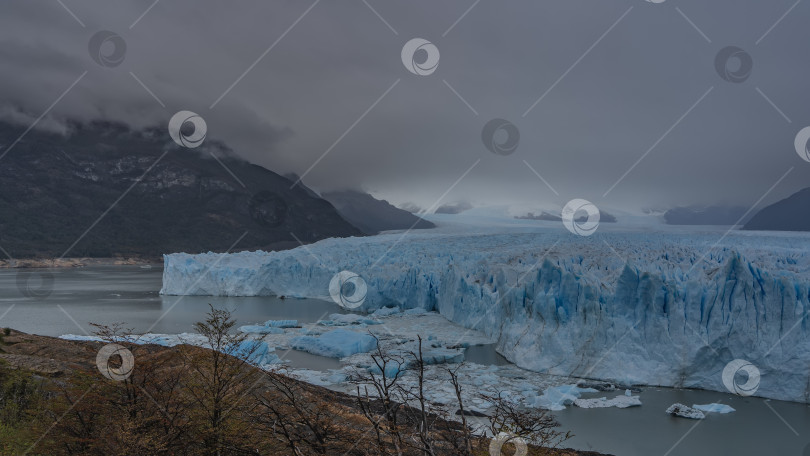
[322,190,435,235]
[0,121,362,258]
[743,187,810,232]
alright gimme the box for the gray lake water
[0,265,346,368]
[2,266,809,455]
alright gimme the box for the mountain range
[321,190,434,235]
[0,121,362,259]
[743,187,810,231]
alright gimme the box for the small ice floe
[318,313,380,327]
[370,306,401,318]
[367,347,465,378]
[574,394,641,409]
[239,325,284,334]
[239,319,298,334]
[233,339,279,365]
[265,320,299,328]
[60,333,280,365]
[60,333,203,347]
[576,381,641,393]
[291,328,377,358]
[532,384,598,411]
[693,403,735,414]
[666,403,705,420]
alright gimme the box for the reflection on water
[555,387,810,455]
[280,349,342,371]
[0,265,347,336]
[464,344,511,366]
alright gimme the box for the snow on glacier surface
[161,214,810,402]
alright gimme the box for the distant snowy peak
[664,205,753,226]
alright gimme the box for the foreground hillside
[0,322,608,456]
[0,121,361,259]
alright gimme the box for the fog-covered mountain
[0,121,361,258]
[321,190,435,235]
[663,205,752,226]
[515,211,618,223]
[434,202,472,215]
[743,187,810,232]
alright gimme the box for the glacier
[161,215,810,403]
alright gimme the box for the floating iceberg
[264,319,299,328]
[666,403,705,420]
[318,313,380,326]
[371,306,401,318]
[161,218,810,402]
[239,319,298,334]
[367,347,465,378]
[60,333,280,365]
[693,403,735,414]
[239,325,284,334]
[574,395,642,409]
[233,339,277,365]
[291,328,377,358]
[533,384,598,410]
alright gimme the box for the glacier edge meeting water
[161,219,810,403]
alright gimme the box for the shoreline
[0,257,162,269]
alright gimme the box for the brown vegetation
[0,309,611,455]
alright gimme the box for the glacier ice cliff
[161,218,810,402]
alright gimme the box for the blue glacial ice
[233,339,276,364]
[531,384,598,410]
[239,325,284,335]
[692,403,735,413]
[60,333,280,365]
[318,313,380,326]
[239,319,298,334]
[367,347,466,378]
[291,328,377,358]
[161,216,810,402]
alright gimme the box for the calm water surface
[2,266,809,455]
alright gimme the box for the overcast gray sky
[1,0,809,214]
